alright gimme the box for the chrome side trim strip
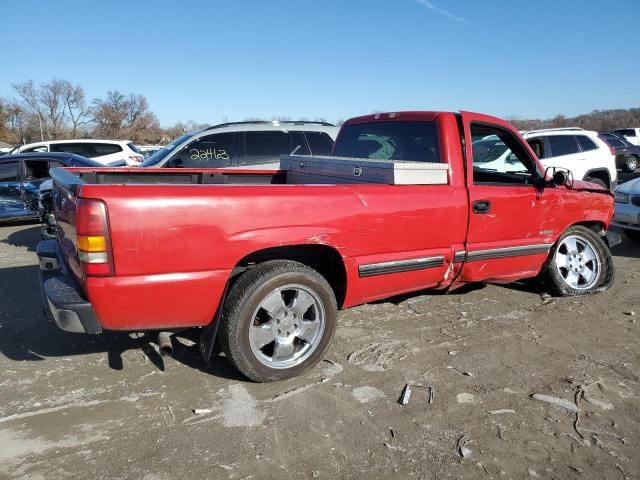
[466,244,552,262]
[359,255,445,277]
[453,251,467,262]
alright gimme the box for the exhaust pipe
[158,331,173,356]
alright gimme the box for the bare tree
[91,90,129,138]
[125,94,158,141]
[60,80,90,137]
[40,79,68,139]
[13,80,46,141]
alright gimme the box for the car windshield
[141,134,193,166]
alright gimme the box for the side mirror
[544,166,572,187]
[552,170,568,186]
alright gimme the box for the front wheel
[219,260,337,382]
[539,226,614,296]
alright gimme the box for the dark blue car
[0,152,106,223]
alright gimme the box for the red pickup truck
[38,111,619,382]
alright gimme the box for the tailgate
[51,168,86,283]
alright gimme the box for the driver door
[459,112,561,284]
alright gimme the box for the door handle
[473,200,491,214]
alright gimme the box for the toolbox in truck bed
[280,155,449,185]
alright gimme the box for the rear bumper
[37,240,102,334]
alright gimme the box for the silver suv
[142,121,339,169]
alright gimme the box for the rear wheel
[585,176,608,189]
[219,260,337,382]
[624,228,640,242]
[622,155,638,172]
[539,226,613,296]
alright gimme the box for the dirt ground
[1,219,639,479]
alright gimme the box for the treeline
[0,78,208,146]
[508,108,640,132]
[2,77,637,146]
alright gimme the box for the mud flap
[604,231,621,249]
[198,284,228,363]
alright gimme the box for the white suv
[141,121,339,169]
[11,139,144,166]
[477,128,617,189]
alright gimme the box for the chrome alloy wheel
[554,234,601,290]
[248,284,325,369]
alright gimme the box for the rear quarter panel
[80,181,468,330]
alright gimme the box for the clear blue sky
[2,0,639,126]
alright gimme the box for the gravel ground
[0,221,639,480]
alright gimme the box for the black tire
[624,228,640,242]
[219,260,337,382]
[539,225,614,296]
[622,155,638,173]
[585,177,608,189]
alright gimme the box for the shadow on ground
[0,225,41,251]
[0,262,244,381]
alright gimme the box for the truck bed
[52,167,286,191]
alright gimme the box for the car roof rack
[204,120,336,131]
[522,127,585,135]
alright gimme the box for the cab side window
[471,123,537,186]
[171,133,237,168]
[24,160,51,180]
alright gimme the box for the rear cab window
[333,121,440,162]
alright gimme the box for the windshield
[141,134,193,166]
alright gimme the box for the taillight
[598,135,616,156]
[129,155,143,163]
[76,198,114,276]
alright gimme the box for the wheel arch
[230,244,348,308]
[569,220,607,235]
[582,168,611,188]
